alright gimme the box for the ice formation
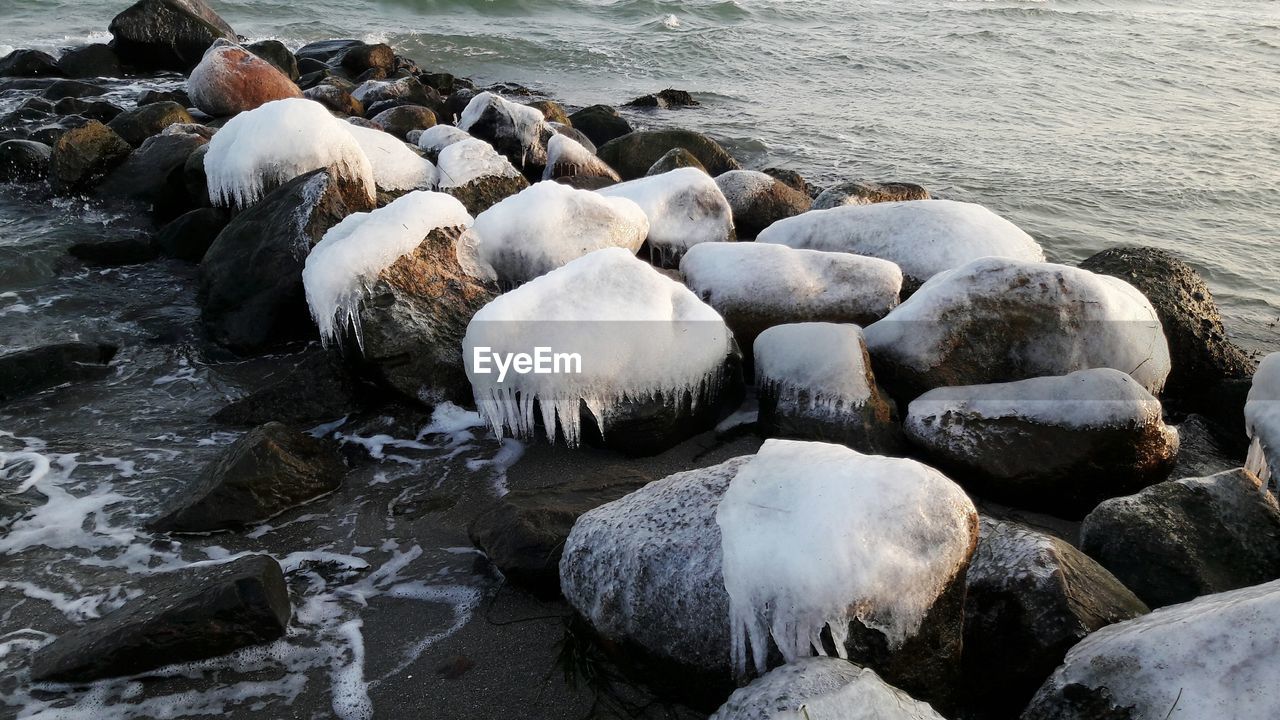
[541,133,619,181]
[343,123,437,192]
[203,98,375,208]
[597,167,736,264]
[463,248,733,446]
[717,439,977,675]
[864,257,1172,394]
[416,124,471,155]
[470,181,649,286]
[1246,352,1280,485]
[754,323,875,419]
[757,199,1044,283]
[711,658,945,720]
[457,91,550,168]
[434,138,522,189]
[680,242,902,326]
[1027,579,1280,719]
[302,191,474,346]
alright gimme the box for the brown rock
[188,40,303,117]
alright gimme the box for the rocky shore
[1,0,1278,718]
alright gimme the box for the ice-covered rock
[811,180,930,210]
[471,181,649,286]
[1081,469,1280,608]
[1246,353,1280,486]
[464,248,738,454]
[434,136,528,213]
[457,91,554,176]
[542,133,619,183]
[714,170,812,238]
[758,199,1044,288]
[680,242,901,355]
[1023,579,1280,720]
[905,368,1178,516]
[710,658,945,720]
[344,122,437,193]
[865,257,1172,398]
[598,167,735,265]
[204,98,375,208]
[187,39,302,117]
[417,124,472,159]
[962,518,1148,717]
[597,127,739,179]
[754,323,901,453]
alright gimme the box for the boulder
[541,133,618,183]
[107,101,195,147]
[646,146,707,176]
[1171,413,1240,480]
[0,139,51,182]
[57,44,123,79]
[303,83,363,116]
[598,128,739,180]
[41,79,108,100]
[211,351,369,427]
[199,169,374,353]
[753,323,902,454]
[443,173,529,216]
[468,467,651,597]
[294,39,363,65]
[371,104,437,140]
[566,104,632,148]
[526,99,570,126]
[458,91,554,179]
[137,88,190,107]
[963,518,1149,718]
[626,88,699,109]
[49,119,132,194]
[154,206,229,262]
[0,49,62,78]
[1023,579,1280,720]
[761,167,810,196]
[711,658,945,720]
[149,422,345,532]
[30,554,290,682]
[906,368,1179,517]
[0,342,118,403]
[68,235,158,265]
[1080,468,1280,608]
[811,180,930,209]
[598,167,735,265]
[714,169,813,238]
[352,75,439,114]
[435,137,529,215]
[108,0,238,72]
[340,43,395,76]
[865,258,1172,400]
[52,97,123,123]
[95,129,208,218]
[245,39,298,81]
[188,40,303,117]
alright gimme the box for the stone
[295,39,363,65]
[58,44,122,79]
[94,130,207,218]
[303,83,363,117]
[211,351,369,428]
[711,658,945,720]
[566,103,632,148]
[0,342,118,404]
[52,97,123,123]
[598,128,739,180]
[245,39,299,81]
[526,99,570,125]
[41,79,107,100]
[625,88,699,109]
[0,139,51,182]
[68,235,158,265]
[0,49,63,78]
[49,119,132,194]
[108,0,238,72]
[154,207,230,262]
[645,147,706,176]
[340,43,395,76]
[442,173,529,216]
[188,40,303,117]
[714,169,812,238]
[371,104,437,140]
[811,180,930,209]
[107,101,195,146]
[761,167,810,196]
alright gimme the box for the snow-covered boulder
[343,122,436,195]
[680,242,901,355]
[864,258,1172,398]
[962,518,1148,717]
[758,199,1043,288]
[204,98,375,208]
[905,368,1178,516]
[1080,469,1280,608]
[458,91,554,178]
[416,124,471,159]
[1023,579,1280,720]
[1247,353,1280,486]
[598,167,735,265]
[187,39,302,118]
[303,191,495,403]
[471,181,649,287]
[710,658,945,720]
[464,248,739,455]
[541,133,619,183]
[714,170,812,238]
[435,136,528,215]
[754,323,901,453]
[811,180,930,210]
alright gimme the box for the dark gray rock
[598,128,739,180]
[246,39,299,81]
[371,104,436,140]
[49,119,132,194]
[211,351,369,428]
[95,130,207,219]
[0,342,117,403]
[108,0,238,72]
[106,101,195,147]
[57,44,122,79]
[154,207,229,262]
[52,97,123,123]
[442,173,529,216]
[0,139,51,182]
[0,49,63,78]
[41,79,107,101]
[714,169,811,239]
[69,235,158,265]
[295,39,363,65]
[566,104,632,148]
[303,83,363,117]
[645,147,706,176]
[811,180,930,209]
[340,43,395,76]
[625,88,699,109]
[1171,413,1241,480]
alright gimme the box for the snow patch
[754,323,875,419]
[435,138,521,189]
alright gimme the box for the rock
[107,101,195,147]
[962,518,1149,718]
[371,104,436,140]
[154,207,229,262]
[52,97,123,123]
[149,422,345,532]
[95,130,207,218]
[352,75,439,114]
[41,79,108,100]
[753,323,902,454]
[49,119,132,194]
[761,167,810,196]
[303,83,363,117]
[811,180,930,209]
[28,120,81,147]
[442,88,476,124]
[1247,353,1280,484]
[211,351,369,427]
[188,40,303,117]
[182,142,212,205]
[599,167,735,265]
[69,235,158,265]
[542,133,618,183]
[30,554,290,682]
[442,173,529,216]
[137,88,190,107]
[1171,413,1240,480]
[58,44,123,79]
[714,169,812,238]
[598,128,739,180]
[646,146,707,176]
[566,104,632,148]
[468,467,651,597]
[864,258,1172,400]
[548,122,595,153]
[419,71,465,95]
[1080,468,1280,608]
[108,0,238,72]
[526,99,570,126]
[626,88,699,109]
[246,39,299,81]
[0,342,118,403]
[711,658,945,720]
[340,43,395,76]
[457,91,554,179]
[906,369,1179,517]
[0,139,51,182]
[1078,246,1255,409]
[295,39,363,65]
[199,169,374,353]
[0,49,63,78]
[1023,579,1280,720]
